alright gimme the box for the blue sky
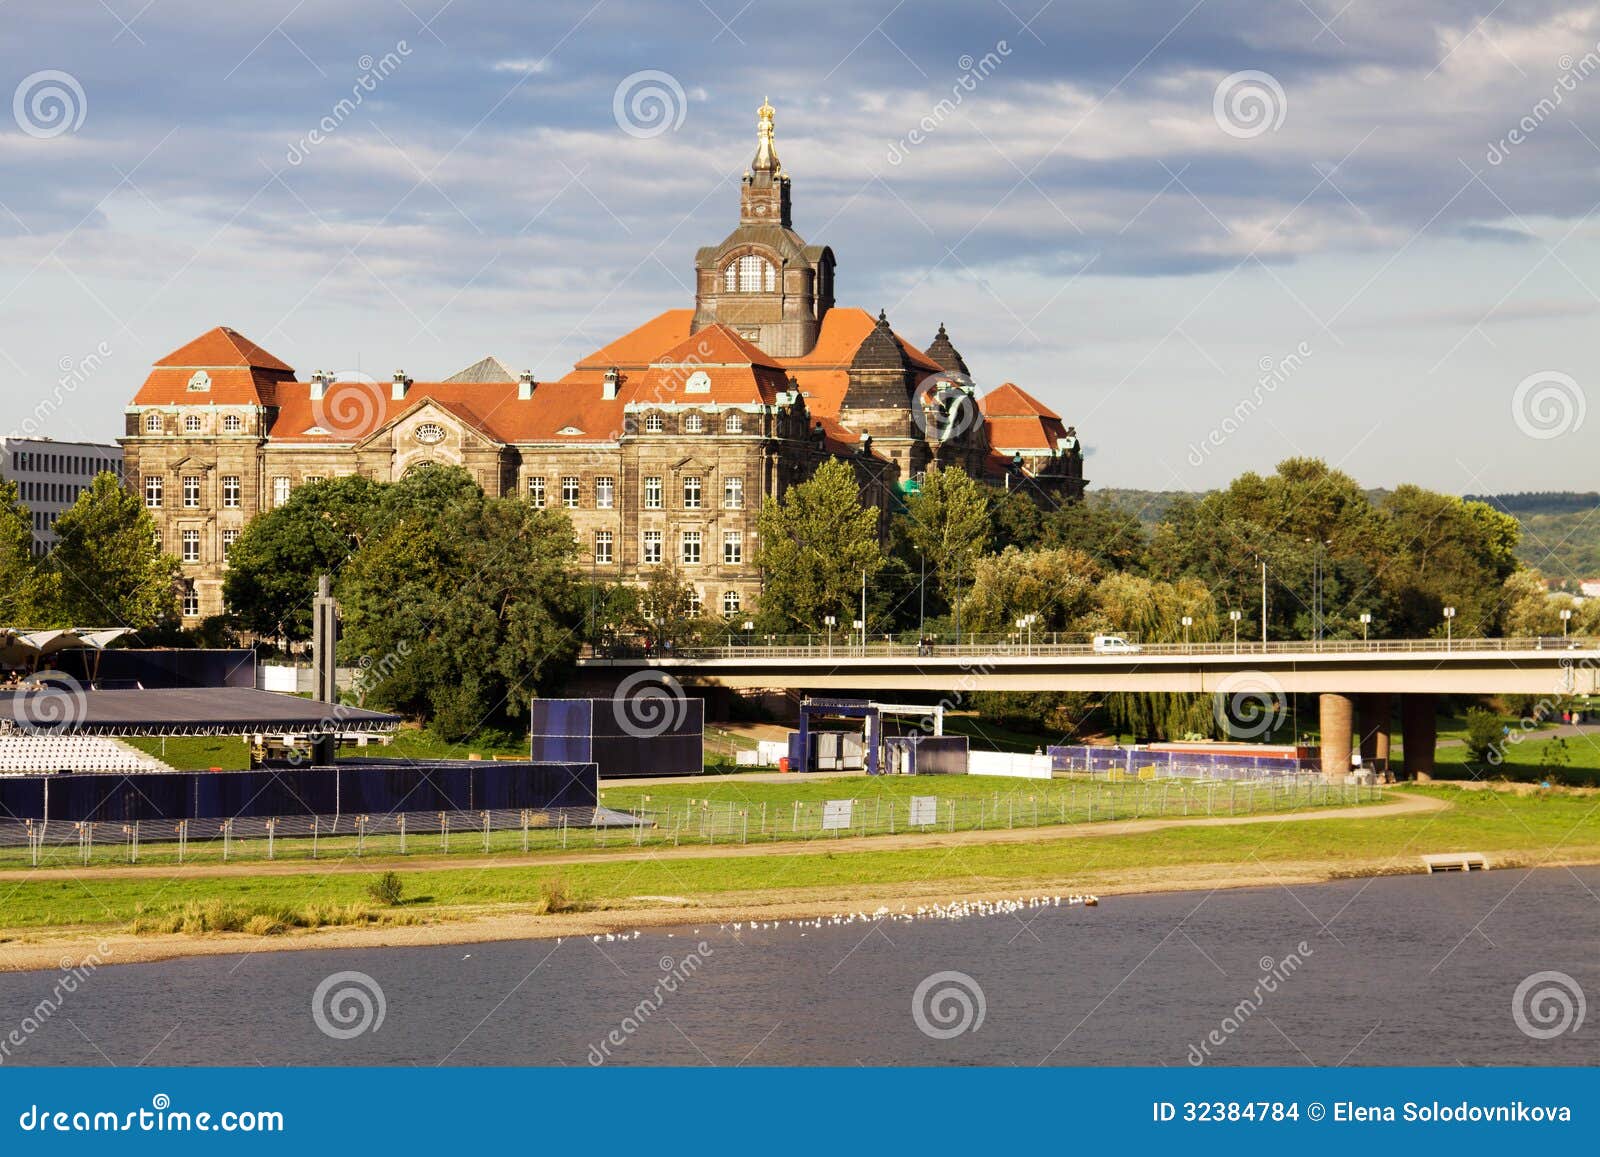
[2,0,1597,491]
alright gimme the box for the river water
[3,868,1596,1066]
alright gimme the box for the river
[3,868,1595,1066]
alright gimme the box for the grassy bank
[1,786,1595,938]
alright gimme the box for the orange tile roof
[153,326,295,373]
[574,310,693,370]
[985,414,1067,452]
[131,366,292,407]
[980,381,1061,421]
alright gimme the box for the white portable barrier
[967,751,1054,779]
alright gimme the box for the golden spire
[752,96,780,174]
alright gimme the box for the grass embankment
[1,786,1596,941]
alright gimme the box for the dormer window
[723,254,775,293]
[645,413,664,433]
[144,412,163,434]
[724,412,743,434]
[223,414,243,433]
[184,414,202,433]
[685,413,704,433]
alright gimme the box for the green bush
[367,871,405,906]
[1463,708,1503,763]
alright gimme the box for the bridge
[577,636,1598,780]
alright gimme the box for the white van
[1092,634,1141,654]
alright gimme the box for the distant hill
[1090,488,1600,582]
[1466,492,1600,581]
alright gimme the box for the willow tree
[1094,573,1221,740]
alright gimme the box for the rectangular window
[723,476,743,509]
[681,529,701,565]
[222,528,239,561]
[595,530,613,565]
[222,476,241,508]
[181,529,200,563]
[182,475,201,508]
[182,586,200,618]
[595,476,615,509]
[562,476,580,508]
[527,477,546,507]
[642,530,663,565]
[144,476,163,508]
[272,477,290,507]
[723,531,743,565]
[683,476,702,509]
[644,476,663,509]
[645,413,664,433]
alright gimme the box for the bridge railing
[584,634,1596,662]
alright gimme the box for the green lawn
[124,736,252,771]
[3,786,1597,935]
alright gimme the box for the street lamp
[743,619,754,648]
[917,548,926,643]
[852,618,865,653]
[1016,612,1038,652]
[1359,612,1371,643]
[823,614,837,656]
[1561,608,1573,639]
[1303,537,1332,643]
[1229,609,1242,652]
[1181,615,1193,648]
[1443,606,1456,651]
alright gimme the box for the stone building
[122,101,1085,623]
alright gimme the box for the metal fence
[0,778,1383,869]
[1049,745,1322,780]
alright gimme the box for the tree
[1499,570,1572,637]
[1463,707,1502,764]
[0,478,44,623]
[337,490,584,741]
[901,465,990,607]
[1093,574,1221,741]
[1381,488,1521,638]
[754,458,885,631]
[1037,497,1147,573]
[47,474,178,628]
[959,546,1101,634]
[223,474,382,642]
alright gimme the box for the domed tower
[693,99,835,357]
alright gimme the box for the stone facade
[121,103,1085,623]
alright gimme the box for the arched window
[724,412,742,433]
[723,254,775,293]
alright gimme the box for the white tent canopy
[0,627,132,668]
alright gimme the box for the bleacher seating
[0,735,171,774]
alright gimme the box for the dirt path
[0,791,1445,884]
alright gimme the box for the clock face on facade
[414,422,446,445]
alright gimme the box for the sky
[1,0,1597,493]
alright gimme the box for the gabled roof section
[651,323,782,369]
[443,356,516,384]
[980,382,1061,421]
[574,310,693,371]
[154,327,294,373]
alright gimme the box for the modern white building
[0,437,124,556]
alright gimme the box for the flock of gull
[578,894,1101,944]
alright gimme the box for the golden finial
[752,97,780,173]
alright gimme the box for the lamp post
[1304,537,1331,643]
[917,549,926,642]
[1256,556,1268,645]
[1181,615,1193,649]
[1229,609,1242,652]
[852,618,865,654]
[1016,612,1038,653]
[1359,612,1371,643]
[823,614,836,656]
[743,619,754,649]
[1561,608,1573,639]
[1443,606,1456,651]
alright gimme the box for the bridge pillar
[1401,693,1437,780]
[1357,692,1391,774]
[1318,693,1355,781]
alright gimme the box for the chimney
[391,370,409,401]
[310,370,329,402]
[602,366,619,401]
[518,371,536,401]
